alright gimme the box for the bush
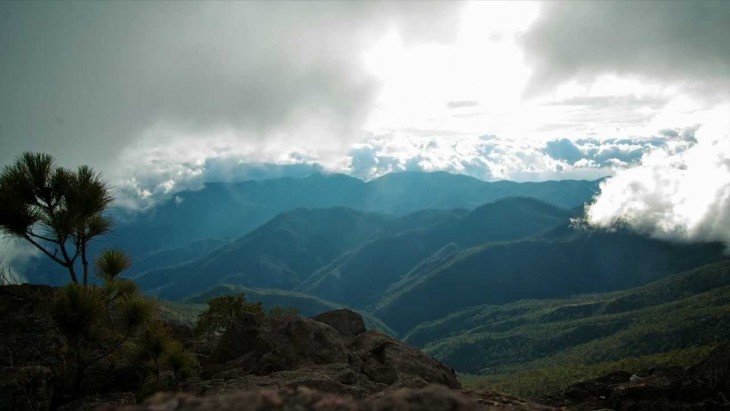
[52,250,196,399]
[268,305,300,319]
[194,292,264,336]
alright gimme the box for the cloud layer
[587,108,730,246]
[523,1,730,96]
[110,128,698,210]
[0,2,461,170]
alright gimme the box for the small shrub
[52,250,197,399]
[194,292,264,336]
[268,305,300,319]
[163,341,198,389]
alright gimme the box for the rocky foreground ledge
[2,284,730,411]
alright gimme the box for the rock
[312,309,366,339]
[372,385,476,411]
[460,389,556,410]
[540,359,730,410]
[192,363,385,398]
[350,331,461,390]
[204,312,349,378]
[55,392,136,411]
[0,366,54,411]
[108,384,535,410]
[199,309,460,399]
[540,370,631,407]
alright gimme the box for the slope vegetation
[375,229,725,333]
[405,260,730,374]
[298,197,574,308]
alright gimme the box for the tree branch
[21,234,69,267]
[26,230,60,244]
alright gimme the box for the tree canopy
[0,152,113,284]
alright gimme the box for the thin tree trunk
[59,241,79,285]
[81,236,88,286]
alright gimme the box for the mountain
[374,228,726,334]
[111,172,600,257]
[297,197,574,308]
[126,239,228,277]
[135,207,398,299]
[407,260,730,375]
[20,172,600,285]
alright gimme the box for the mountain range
[18,171,729,381]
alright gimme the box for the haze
[1,1,729,244]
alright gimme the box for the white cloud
[587,107,730,246]
[0,237,36,281]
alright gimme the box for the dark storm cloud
[0,1,462,170]
[523,1,730,95]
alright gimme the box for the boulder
[202,309,461,396]
[312,309,366,339]
[350,331,460,389]
[204,312,349,378]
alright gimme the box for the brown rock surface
[312,308,367,339]
[111,384,551,411]
[204,312,349,378]
[202,310,459,395]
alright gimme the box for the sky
[1,1,730,248]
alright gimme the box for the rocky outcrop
[312,308,366,339]
[111,384,552,411]
[540,344,730,410]
[204,312,349,377]
[201,309,459,396]
[350,330,459,389]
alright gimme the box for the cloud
[586,107,730,246]
[0,2,462,172]
[544,139,583,164]
[345,133,677,183]
[0,237,37,281]
[104,123,693,209]
[522,1,730,96]
[446,100,480,109]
